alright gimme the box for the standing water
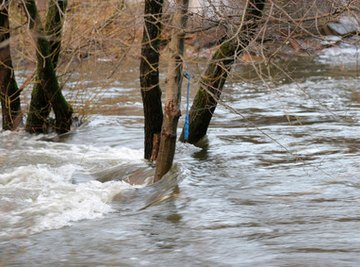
[1,44,360,266]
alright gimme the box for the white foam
[318,44,360,65]
[1,133,144,173]
[0,163,138,238]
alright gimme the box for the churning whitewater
[0,130,144,239]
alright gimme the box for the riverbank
[10,1,360,66]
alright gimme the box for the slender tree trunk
[45,0,67,67]
[179,0,266,144]
[154,0,189,182]
[0,3,22,130]
[140,0,164,160]
[25,0,72,134]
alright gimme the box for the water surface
[1,45,360,266]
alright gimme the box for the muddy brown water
[1,45,360,266]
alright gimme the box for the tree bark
[154,0,189,182]
[25,0,72,134]
[0,3,22,130]
[45,0,67,68]
[140,0,164,160]
[179,0,266,144]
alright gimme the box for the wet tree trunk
[0,3,22,130]
[179,0,266,144]
[140,0,164,160]
[25,0,72,134]
[154,0,189,182]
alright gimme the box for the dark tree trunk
[140,0,164,160]
[179,0,266,144]
[45,0,67,68]
[0,3,22,130]
[25,0,72,134]
[154,0,189,182]
[26,84,50,133]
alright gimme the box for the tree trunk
[0,3,22,130]
[140,0,164,160]
[154,0,189,182]
[179,0,266,144]
[25,0,72,134]
[45,0,67,68]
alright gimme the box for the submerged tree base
[180,0,266,144]
[24,0,73,134]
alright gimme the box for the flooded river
[1,43,360,266]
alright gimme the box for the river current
[1,43,360,266]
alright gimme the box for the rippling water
[1,45,360,266]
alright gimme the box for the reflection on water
[1,49,360,266]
